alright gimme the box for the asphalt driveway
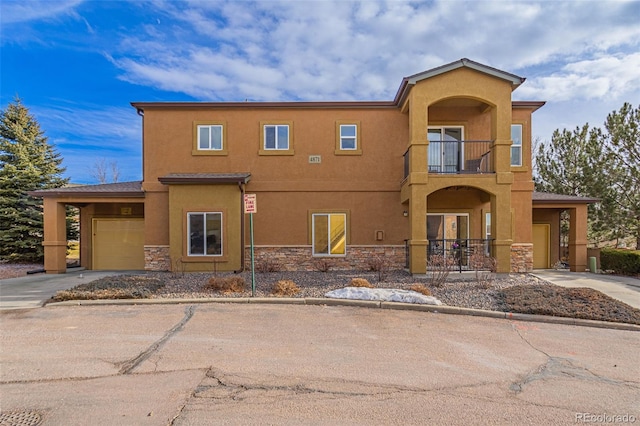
[1,303,638,425]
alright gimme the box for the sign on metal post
[244,194,257,296]
[244,193,257,214]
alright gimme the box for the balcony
[403,140,494,178]
[428,140,493,174]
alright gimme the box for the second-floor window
[264,124,289,150]
[511,124,522,167]
[340,125,357,150]
[198,125,223,150]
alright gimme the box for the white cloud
[517,53,640,102]
[105,0,640,104]
[0,0,83,24]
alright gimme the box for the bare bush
[470,252,497,289]
[256,258,282,273]
[409,284,432,296]
[271,280,300,296]
[427,254,456,287]
[312,258,332,272]
[366,255,390,282]
[349,277,374,288]
[204,276,246,293]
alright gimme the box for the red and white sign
[244,194,257,214]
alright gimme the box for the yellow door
[93,219,145,270]
[532,224,550,269]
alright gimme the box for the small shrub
[469,252,497,289]
[204,276,246,293]
[601,248,640,276]
[366,255,390,282]
[349,278,373,288]
[427,254,456,287]
[409,284,431,296]
[312,258,332,272]
[256,258,282,273]
[271,280,300,296]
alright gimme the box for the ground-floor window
[312,213,346,256]
[188,212,222,256]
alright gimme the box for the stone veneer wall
[510,243,533,273]
[244,245,406,272]
[144,245,171,271]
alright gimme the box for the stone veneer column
[510,243,533,273]
[144,245,171,271]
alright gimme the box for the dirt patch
[48,275,165,303]
[0,263,43,280]
[496,285,640,325]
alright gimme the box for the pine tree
[0,98,68,262]
[534,103,640,249]
[603,103,640,249]
[534,124,609,246]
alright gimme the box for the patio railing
[427,239,495,272]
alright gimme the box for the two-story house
[32,59,595,275]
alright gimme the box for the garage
[92,219,145,270]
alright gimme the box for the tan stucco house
[31,58,596,275]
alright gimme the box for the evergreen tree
[603,103,640,249]
[0,98,68,262]
[535,103,640,249]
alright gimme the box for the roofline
[394,58,527,106]
[29,190,145,198]
[158,173,252,185]
[532,192,599,204]
[132,101,397,111]
[512,101,546,112]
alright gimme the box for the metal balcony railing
[427,140,493,174]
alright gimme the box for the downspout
[235,182,246,273]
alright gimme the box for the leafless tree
[90,158,120,184]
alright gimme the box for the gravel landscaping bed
[44,269,640,325]
[2,263,636,325]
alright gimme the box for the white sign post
[244,194,257,296]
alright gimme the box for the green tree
[603,103,640,249]
[0,98,68,262]
[534,124,607,248]
[535,103,640,249]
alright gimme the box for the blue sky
[1,0,639,184]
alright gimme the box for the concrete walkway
[532,270,640,309]
[0,269,137,310]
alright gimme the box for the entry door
[532,224,550,269]
[428,127,463,173]
[92,219,144,270]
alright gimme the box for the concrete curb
[45,297,640,332]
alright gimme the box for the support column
[409,188,427,274]
[42,198,67,274]
[491,190,513,273]
[568,206,588,272]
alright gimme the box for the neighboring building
[31,58,596,275]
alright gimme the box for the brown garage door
[92,219,144,270]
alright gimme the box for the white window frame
[428,126,464,173]
[263,124,289,150]
[187,212,223,257]
[511,124,523,167]
[312,213,347,257]
[197,124,223,151]
[339,124,357,150]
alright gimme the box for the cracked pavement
[1,304,638,425]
